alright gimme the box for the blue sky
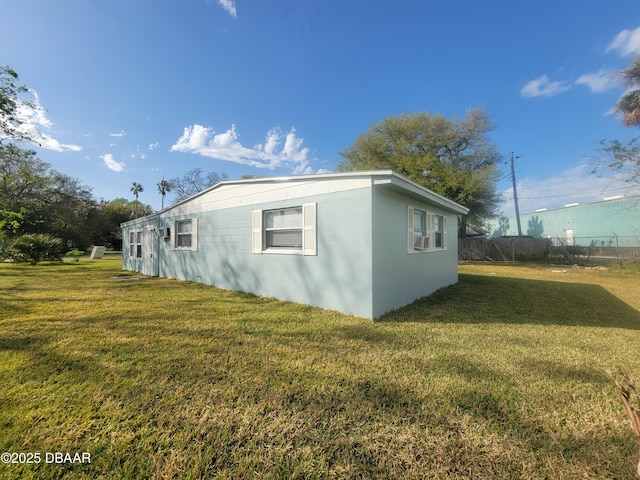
[2,1,640,215]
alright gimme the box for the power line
[518,185,636,200]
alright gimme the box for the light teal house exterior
[488,195,640,248]
[121,170,469,319]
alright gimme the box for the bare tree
[168,168,227,203]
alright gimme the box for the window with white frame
[129,230,142,258]
[407,206,447,253]
[434,214,445,249]
[171,218,198,251]
[412,208,429,250]
[252,203,316,255]
[264,207,303,249]
[129,231,135,258]
[176,220,192,248]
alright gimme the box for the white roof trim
[162,170,390,213]
[123,170,469,226]
[373,172,470,215]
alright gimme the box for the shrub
[549,245,587,264]
[5,234,64,264]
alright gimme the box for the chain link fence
[549,235,640,264]
[459,235,640,264]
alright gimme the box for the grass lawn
[1,258,640,479]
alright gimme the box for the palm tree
[616,55,640,127]
[130,182,144,218]
[130,182,143,201]
[157,179,171,209]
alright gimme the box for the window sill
[409,248,447,254]
[262,248,303,255]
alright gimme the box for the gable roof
[123,170,469,227]
[170,170,469,214]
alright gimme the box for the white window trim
[129,231,135,258]
[407,206,447,253]
[252,203,316,256]
[129,230,143,259]
[170,218,198,251]
[433,213,447,250]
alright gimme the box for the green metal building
[489,195,640,249]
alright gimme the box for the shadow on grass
[379,273,640,330]
[262,351,635,478]
[0,334,47,352]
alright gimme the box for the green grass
[1,258,640,479]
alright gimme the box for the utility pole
[510,152,522,236]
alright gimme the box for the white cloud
[171,123,314,173]
[607,26,640,57]
[575,69,619,93]
[262,128,280,155]
[520,75,571,98]
[109,130,126,138]
[217,0,237,17]
[518,27,640,101]
[15,90,82,152]
[100,153,126,172]
[148,142,160,150]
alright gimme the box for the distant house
[121,170,469,319]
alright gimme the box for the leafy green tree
[85,198,140,250]
[615,55,640,127]
[0,144,96,248]
[337,109,502,232]
[45,171,95,249]
[0,209,22,235]
[0,66,36,144]
[0,66,102,250]
[0,144,50,209]
[0,144,52,236]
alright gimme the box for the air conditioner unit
[159,227,171,239]
[414,236,429,250]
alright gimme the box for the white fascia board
[373,172,470,215]
[145,169,468,219]
[120,213,159,228]
[157,171,388,217]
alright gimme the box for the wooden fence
[458,237,551,262]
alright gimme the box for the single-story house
[121,170,469,319]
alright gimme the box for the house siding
[122,171,468,319]
[371,185,459,318]
[126,185,375,318]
